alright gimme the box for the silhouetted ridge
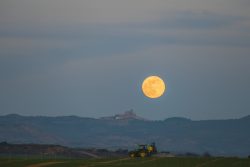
[4,114,22,117]
[0,113,250,156]
[240,115,250,120]
[164,117,191,122]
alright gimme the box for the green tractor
[129,142,157,158]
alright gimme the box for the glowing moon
[142,76,166,98]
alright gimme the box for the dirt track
[79,158,130,167]
[79,157,158,167]
[26,161,64,167]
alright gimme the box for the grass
[1,157,250,167]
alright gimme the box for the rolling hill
[0,111,249,157]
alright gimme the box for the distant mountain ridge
[0,112,250,157]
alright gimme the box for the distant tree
[185,152,199,157]
[0,141,8,145]
[115,149,128,154]
[203,152,211,157]
[248,155,250,159]
[96,149,108,153]
[161,151,170,154]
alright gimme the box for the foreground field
[1,157,250,167]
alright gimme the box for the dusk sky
[0,0,250,120]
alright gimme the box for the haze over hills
[0,111,250,157]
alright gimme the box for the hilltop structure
[100,109,146,121]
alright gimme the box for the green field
[1,157,250,167]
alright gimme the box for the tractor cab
[137,144,147,151]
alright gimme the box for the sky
[0,0,250,120]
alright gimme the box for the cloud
[1,0,250,56]
[1,0,250,26]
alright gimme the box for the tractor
[129,142,157,158]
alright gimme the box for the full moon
[142,76,166,99]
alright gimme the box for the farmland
[1,157,250,167]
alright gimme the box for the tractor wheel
[130,153,135,158]
[140,152,146,158]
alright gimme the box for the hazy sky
[1,0,250,120]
